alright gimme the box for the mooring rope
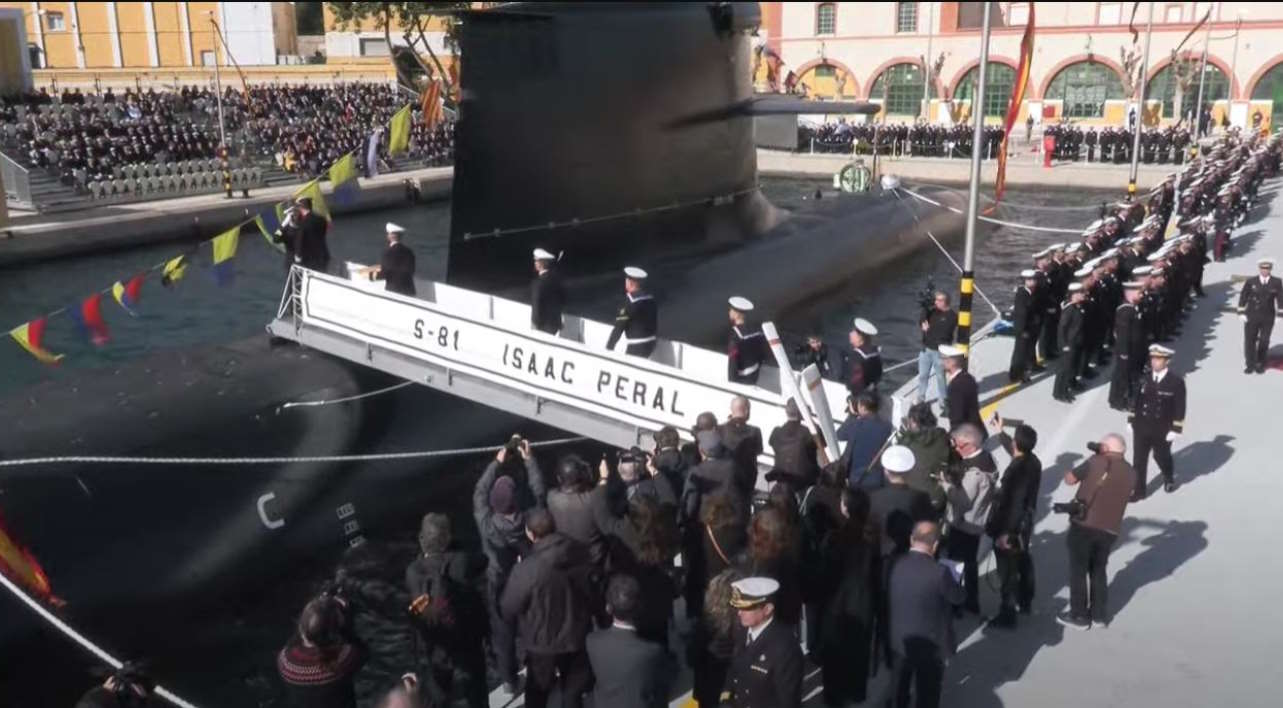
[278,380,416,410]
[902,188,1085,234]
[890,188,1004,318]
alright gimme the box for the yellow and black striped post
[957,271,975,365]
[219,145,233,199]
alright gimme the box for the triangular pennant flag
[329,153,360,206]
[293,180,330,222]
[255,210,286,253]
[210,225,240,286]
[388,104,412,156]
[68,293,111,346]
[111,274,145,316]
[10,318,64,365]
[161,254,188,287]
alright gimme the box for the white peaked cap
[533,248,556,260]
[881,445,916,474]
[386,222,405,234]
[1132,265,1153,275]
[1068,283,1085,292]
[1148,344,1174,357]
[1020,269,1038,278]
[853,317,878,335]
[938,344,965,358]
[1074,266,1092,278]
[728,296,754,312]
[623,266,648,280]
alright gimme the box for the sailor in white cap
[843,317,883,394]
[1109,280,1146,410]
[1128,343,1186,498]
[1237,256,1282,374]
[1009,269,1042,383]
[1053,283,1088,402]
[606,267,659,358]
[727,296,767,385]
[365,221,417,295]
[530,248,566,335]
[725,576,803,708]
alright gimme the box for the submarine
[0,2,963,700]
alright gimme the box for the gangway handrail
[1,150,34,208]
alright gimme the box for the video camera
[1052,499,1087,521]
[917,277,937,319]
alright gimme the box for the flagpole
[957,0,991,361]
[1193,15,1210,145]
[206,12,228,150]
[1128,1,1154,199]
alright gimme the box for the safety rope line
[901,188,1084,234]
[0,571,200,708]
[278,380,416,410]
[0,437,589,468]
[911,181,1110,212]
[890,189,1004,318]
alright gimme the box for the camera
[1052,499,1087,521]
[1086,441,1103,454]
[504,434,523,455]
[917,277,937,318]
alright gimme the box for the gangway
[267,265,858,475]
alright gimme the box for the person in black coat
[940,345,985,436]
[841,318,883,395]
[724,577,804,708]
[531,248,566,335]
[368,222,416,296]
[651,426,690,504]
[869,445,937,557]
[727,296,768,385]
[1054,284,1087,402]
[719,396,764,497]
[1109,283,1145,410]
[1128,345,1187,498]
[274,196,330,273]
[984,421,1042,628]
[587,575,677,708]
[405,514,488,708]
[1237,258,1283,374]
[1008,270,1042,383]
[816,488,879,707]
[888,522,965,708]
[606,267,659,358]
[768,399,821,489]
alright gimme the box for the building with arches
[761,1,1283,129]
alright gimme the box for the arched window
[870,62,935,116]
[800,63,856,100]
[1251,61,1283,122]
[1045,61,1125,118]
[816,3,836,35]
[1147,62,1229,119]
[954,63,1018,117]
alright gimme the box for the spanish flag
[420,81,443,130]
[989,3,1035,212]
[68,292,111,346]
[111,274,145,316]
[161,254,189,287]
[294,180,331,221]
[328,152,360,205]
[388,104,412,156]
[9,318,63,365]
[210,225,240,286]
[255,203,287,253]
[0,513,55,604]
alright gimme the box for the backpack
[409,557,457,632]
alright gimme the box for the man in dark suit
[274,196,330,273]
[1237,258,1282,374]
[586,575,675,708]
[1128,345,1186,498]
[984,420,1042,628]
[719,396,764,497]
[531,248,566,335]
[888,521,965,708]
[724,576,803,708]
[767,399,820,489]
[1108,282,1145,410]
[940,345,984,437]
[367,222,416,296]
[1008,270,1041,383]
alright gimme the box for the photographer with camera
[1057,433,1136,630]
[917,290,958,407]
[940,423,997,616]
[984,417,1042,629]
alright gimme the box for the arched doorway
[870,62,935,117]
[1251,61,1283,120]
[954,63,1018,118]
[1147,61,1229,120]
[1044,60,1125,119]
[796,61,858,100]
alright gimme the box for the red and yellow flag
[421,81,444,130]
[9,318,63,365]
[0,512,55,603]
[989,4,1035,212]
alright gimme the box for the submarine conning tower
[447,2,773,291]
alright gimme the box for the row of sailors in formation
[813,121,1007,158]
[1044,124,1193,164]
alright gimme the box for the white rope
[890,189,1004,318]
[901,188,1085,234]
[884,357,920,373]
[910,180,1108,212]
[0,570,199,708]
[0,437,589,468]
[279,380,416,410]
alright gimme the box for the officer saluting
[1129,345,1186,499]
[606,266,659,358]
[1237,257,1282,374]
[724,577,802,708]
[727,296,767,385]
[530,248,565,335]
[1108,281,1145,410]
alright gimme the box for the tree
[1167,53,1200,122]
[326,2,474,92]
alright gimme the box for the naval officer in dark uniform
[273,196,330,273]
[724,576,802,708]
[606,266,659,358]
[841,318,883,395]
[1054,283,1087,403]
[1237,258,1282,374]
[1108,282,1145,410]
[1128,345,1186,499]
[530,248,565,335]
[1008,269,1042,383]
[367,222,417,296]
[727,296,767,385]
